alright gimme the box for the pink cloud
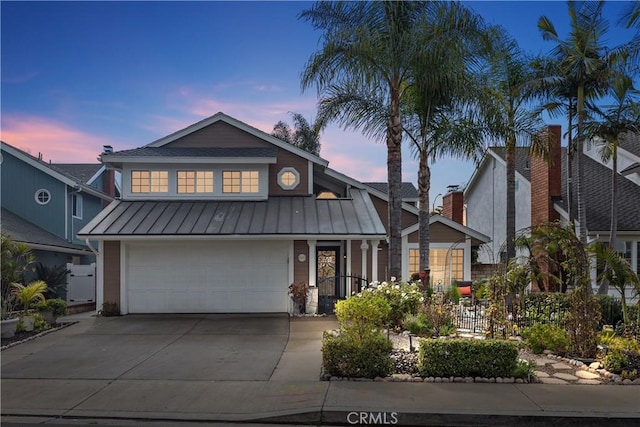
[1,114,117,163]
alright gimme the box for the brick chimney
[442,190,464,224]
[531,125,561,226]
[102,145,116,206]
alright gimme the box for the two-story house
[79,112,488,315]
[464,125,640,295]
[0,141,115,303]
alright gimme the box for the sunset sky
[1,1,636,203]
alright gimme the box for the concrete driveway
[2,314,290,381]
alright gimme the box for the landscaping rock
[622,379,633,385]
[554,373,579,381]
[589,362,601,370]
[575,370,600,380]
[515,378,524,384]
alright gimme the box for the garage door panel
[126,241,289,313]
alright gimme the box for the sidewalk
[2,314,639,426]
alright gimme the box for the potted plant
[34,298,67,325]
[12,280,48,331]
[288,282,310,315]
[1,234,36,338]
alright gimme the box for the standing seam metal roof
[78,189,387,237]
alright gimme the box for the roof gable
[144,112,329,167]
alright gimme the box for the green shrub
[521,293,570,327]
[512,359,535,379]
[418,339,518,378]
[335,293,390,340]
[34,298,67,316]
[322,329,393,378]
[447,285,461,305]
[361,281,424,327]
[521,323,569,355]
[99,301,120,317]
[603,349,629,374]
[403,313,432,336]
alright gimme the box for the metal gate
[66,263,96,304]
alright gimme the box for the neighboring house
[464,125,640,296]
[79,112,488,315]
[0,141,115,303]
[364,182,420,207]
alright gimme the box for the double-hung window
[131,170,168,193]
[72,193,83,219]
[222,170,259,193]
[177,170,214,193]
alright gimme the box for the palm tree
[401,1,487,280]
[479,29,549,263]
[584,74,640,263]
[271,112,323,156]
[300,1,428,279]
[590,242,640,326]
[538,0,609,243]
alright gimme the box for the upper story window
[277,167,300,190]
[35,189,51,205]
[72,193,83,219]
[222,170,259,193]
[131,170,168,193]
[177,170,214,193]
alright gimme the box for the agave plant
[12,280,48,315]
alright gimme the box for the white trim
[144,112,330,167]
[277,167,300,190]
[370,240,380,282]
[401,215,490,243]
[402,234,409,280]
[86,165,106,186]
[96,240,104,314]
[120,241,128,315]
[101,155,277,165]
[288,242,295,289]
[361,240,369,279]
[35,188,51,205]
[464,236,472,281]
[307,240,317,288]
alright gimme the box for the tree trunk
[506,134,516,263]
[418,149,430,277]
[576,85,587,243]
[609,144,618,249]
[567,105,574,223]
[387,83,403,280]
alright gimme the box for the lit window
[72,194,83,218]
[223,170,259,193]
[409,248,463,287]
[35,189,51,205]
[277,167,300,190]
[131,170,168,193]
[177,170,213,193]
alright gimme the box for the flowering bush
[360,280,424,327]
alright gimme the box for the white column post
[370,239,380,282]
[307,240,317,288]
[96,240,104,312]
[360,240,369,280]
[346,240,352,295]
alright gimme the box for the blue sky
[1,1,636,204]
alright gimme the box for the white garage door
[126,240,290,313]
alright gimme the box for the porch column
[307,240,317,288]
[360,240,369,280]
[401,234,409,280]
[370,239,380,282]
[346,240,352,295]
[464,236,472,281]
[96,240,104,313]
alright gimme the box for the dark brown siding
[103,241,121,305]
[350,240,363,278]
[371,195,418,230]
[293,240,309,284]
[165,121,272,148]
[429,222,467,244]
[269,151,310,196]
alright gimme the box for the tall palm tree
[584,75,640,253]
[538,0,609,243]
[480,29,548,263]
[272,112,323,156]
[402,1,487,278]
[300,1,427,279]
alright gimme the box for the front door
[317,246,341,314]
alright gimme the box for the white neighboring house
[464,126,640,299]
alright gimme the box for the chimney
[442,188,464,224]
[531,125,561,226]
[101,146,116,206]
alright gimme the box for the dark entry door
[317,246,341,314]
